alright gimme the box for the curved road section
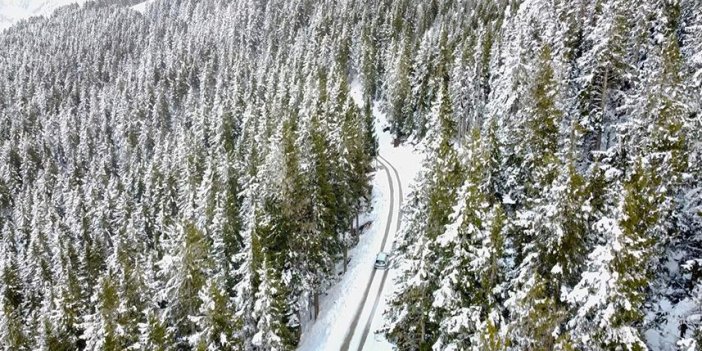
[341,155,403,351]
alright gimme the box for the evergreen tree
[163,222,212,347]
[83,271,122,351]
[251,257,294,351]
[1,251,29,350]
[568,160,664,350]
[196,277,242,351]
[385,37,413,140]
[139,310,172,351]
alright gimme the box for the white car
[374,252,389,269]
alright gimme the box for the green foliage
[200,279,241,351]
[97,273,121,351]
[479,318,507,351]
[388,38,413,140]
[142,311,172,351]
[527,44,561,179]
[254,258,297,351]
[426,92,463,239]
[481,204,506,304]
[587,163,607,215]
[545,162,590,287]
[2,258,29,350]
[388,282,438,351]
[175,223,212,339]
[364,102,378,158]
[360,20,379,100]
[610,161,661,329]
[648,35,688,178]
[515,273,569,351]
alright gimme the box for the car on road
[374,252,389,269]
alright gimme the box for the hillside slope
[0,0,700,350]
[0,0,87,29]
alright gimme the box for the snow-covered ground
[0,0,157,30]
[130,0,157,14]
[0,0,87,30]
[297,84,423,351]
[358,105,423,351]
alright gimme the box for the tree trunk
[595,67,609,151]
[344,214,353,274]
[355,201,360,237]
[314,292,320,320]
[343,244,348,274]
[419,313,425,348]
[309,295,314,320]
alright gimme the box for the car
[374,252,389,269]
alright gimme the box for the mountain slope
[0,0,88,29]
[0,0,700,350]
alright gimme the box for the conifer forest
[0,0,701,350]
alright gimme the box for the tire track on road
[356,155,402,350]
[340,157,395,351]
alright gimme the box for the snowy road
[296,148,398,351]
[297,85,423,351]
[341,155,403,351]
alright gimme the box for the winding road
[341,155,403,351]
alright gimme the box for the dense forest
[0,0,700,350]
[0,0,378,349]
[385,1,702,351]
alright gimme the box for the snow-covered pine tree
[384,36,413,141]
[160,222,213,347]
[0,247,29,350]
[251,255,292,351]
[431,126,508,351]
[568,159,665,350]
[388,80,463,350]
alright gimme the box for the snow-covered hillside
[0,0,86,30]
[130,0,156,14]
[0,0,700,350]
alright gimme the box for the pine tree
[359,14,379,101]
[385,37,413,141]
[524,43,562,196]
[432,127,509,350]
[54,240,86,350]
[576,0,634,155]
[512,41,564,276]
[83,271,121,351]
[196,277,242,351]
[388,81,462,350]
[507,40,578,351]
[645,35,689,179]
[251,257,294,351]
[425,82,462,240]
[163,222,213,346]
[387,243,439,351]
[1,251,30,350]
[363,102,378,159]
[139,310,172,351]
[568,160,664,350]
